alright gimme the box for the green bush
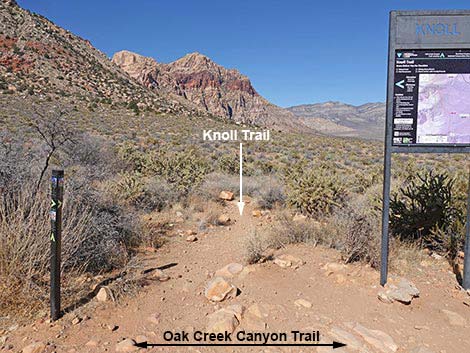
[390,171,463,251]
[284,161,347,217]
[117,144,211,194]
[150,149,210,193]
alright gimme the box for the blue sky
[18,0,470,107]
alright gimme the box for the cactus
[390,171,463,251]
[284,161,347,217]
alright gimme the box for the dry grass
[244,230,275,265]
[0,187,93,318]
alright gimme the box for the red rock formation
[112,50,303,130]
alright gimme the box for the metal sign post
[381,11,470,288]
[50,169,64,321]
[464,167,470,288]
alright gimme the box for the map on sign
[392,49,470,146]
[417,74,470,144]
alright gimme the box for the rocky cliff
[112,50,303,131]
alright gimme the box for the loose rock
[206,308,239,333]
[115,338,138,352]
[186,235,198,242]
[378,278,419,305]
[204,277,238,302]
[96,287,111,302]
[219,191,234,201]
[149,269,170,282]
[215,263,244,278]
[22,342,46,353]
[274,254,304,269]
[329,327,365,351]
[349,322,398,353]
[294,299,312,309]
[217,214,231,225]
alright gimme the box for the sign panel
[381,11,470,289]
[392,49,470,146]
[386,11,470,150]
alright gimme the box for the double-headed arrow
[237,142,245,216]
[135,341,347,349]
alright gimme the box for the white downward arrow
[237,142,245,216]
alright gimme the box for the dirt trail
[5,201,470,353]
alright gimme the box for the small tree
[24,106,77,192]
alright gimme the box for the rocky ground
[2,199,470,353]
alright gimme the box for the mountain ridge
[112,50,305,131]
[287,101,386,140]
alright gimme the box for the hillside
[112,50,304,131]
[0,0,199,116]
[287,101,386,140]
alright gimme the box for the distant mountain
[287,102,386,140]
[112,50,305,131]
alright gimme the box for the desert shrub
[244,230,274,265]
[254,178,285,210]
[196,173,284,209]
[390,171,463,251]
[117,144,210,194]
[111,172,146,206]
[63,133,119,178]
[0,187,94,316]
[108,172,179,212]
[156,149,210,193]
[140,177,180,212]
[336,208,380,267]
[217,154,239,174]
[196,173,239,201]
[284,161,347,217]
[140,212,172,249]
[0,131,37,190]
[269,212,321,247]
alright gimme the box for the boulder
[252,210,262,218]
[204,277,237,302]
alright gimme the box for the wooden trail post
[50,169,64,321]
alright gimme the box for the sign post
[50,169,64,321]
[381,11,470,288]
